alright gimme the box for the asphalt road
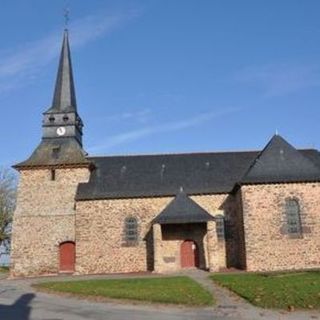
[0,280,226,320]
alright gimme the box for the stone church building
[11,30,320,277]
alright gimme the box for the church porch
[152,191,226,273]
[153,221,224,273]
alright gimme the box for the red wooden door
[59,242,75,272]
[180,240,199,268]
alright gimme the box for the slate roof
[153,190,215,224]
[76,150,258,200]
[241,135,320,184]
[45,30,77,114]
[14,138,89,168]
[14,31,88,169]
[76,135,320,200]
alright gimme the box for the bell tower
[43,29,83,145]
[15,29,88,168]
[11,29,90,277]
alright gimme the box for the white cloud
[235,63,320,97]
[96,108,152,124]
[88,107,239,153]
[0,8,141,93]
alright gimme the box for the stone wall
[75,197,172,274]
[206,220,220,272]
[232,190,247,269]
[76,194,235,274]
[11,170,242,276]
[241,182,320,272]
[192,194,242,270]
[192,195,234,270]
[14,168,89,216]
[11,215,75,277]
[11,168,89,277]
[159,223,208,272]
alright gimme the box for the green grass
[211,271,320,309]
[0,266,9,273]
[35,276,214,306]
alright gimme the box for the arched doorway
[59,241,75,272]
[180,240,199,268]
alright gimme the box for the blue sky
[1,0,320,167]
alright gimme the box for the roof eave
[13,161,91,171]
[239,178,320,186]
[154,218,215,225]
[75,190,231,201]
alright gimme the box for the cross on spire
[64,7,70,29]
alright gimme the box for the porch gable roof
[153,190,215,224]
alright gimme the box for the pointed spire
[51,29,77,112]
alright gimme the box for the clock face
[56,127,66,136]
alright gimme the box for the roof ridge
[87,150,260,159]
[87,147,318,160]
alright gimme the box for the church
[10,30,320,277]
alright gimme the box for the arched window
[124,216,138,245]
[215,215,225,240]
[285,199,302,235]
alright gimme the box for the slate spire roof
[14,138,89,168]
[46,29,77,113]
[14,30,88,169]
[241,135,320,184]
[153,189,215,224]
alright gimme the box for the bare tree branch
[0,167,17,258]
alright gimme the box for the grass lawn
[0,266,9,273]
[35,276,214,306]
[211,271,320,310]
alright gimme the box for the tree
[0,167,17,259]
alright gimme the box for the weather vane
[64,7,70,29]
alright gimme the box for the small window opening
[285,198,302,235]
[63,115,69,122]
[215,215,225,241]
[49,116,55,123]
[52,146,60,159]
[124,216,138,245]
[50,169,56,181]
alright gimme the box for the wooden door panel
[181,240,198,268]
[59,242,75,272]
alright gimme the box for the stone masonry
[241,182,320,272]
[75,194,235,274]
[11,168,90,277]
[11,173,320,276]
[75,197,172,274]
[157,223,208,272]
